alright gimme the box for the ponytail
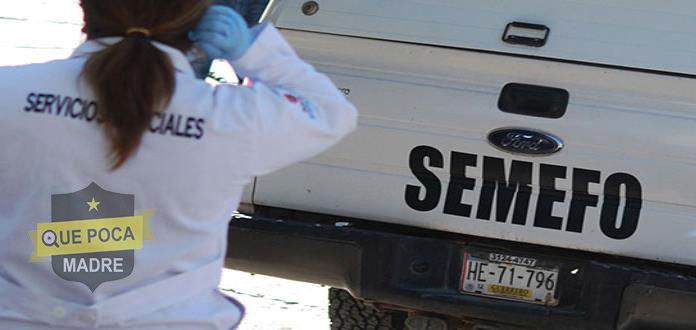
[79,0,212,170]
[83,35,175,170]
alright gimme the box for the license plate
[460,252,559,306]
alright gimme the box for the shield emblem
[50,183,136,292]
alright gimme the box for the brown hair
[80,0,212,170]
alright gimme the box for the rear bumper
[226,211,696,330]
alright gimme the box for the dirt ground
[220,270,330,329]
[0,1,331,328]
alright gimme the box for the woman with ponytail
[0,1,358,329]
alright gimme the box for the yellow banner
[488,284,532,298]
[29,210,155,261]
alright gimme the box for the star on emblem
[87,197,100,212]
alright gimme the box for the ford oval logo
[488,128,563,156]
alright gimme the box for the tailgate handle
[498,83,569,119]
[502,22,550,47]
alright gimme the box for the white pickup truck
[225,1,696,329]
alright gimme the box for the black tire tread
[329,288,396,330]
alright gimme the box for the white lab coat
[0,23,358,329]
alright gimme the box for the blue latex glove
[189,5,253,61]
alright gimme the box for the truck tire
[329,288,406,330]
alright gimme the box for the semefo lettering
[404,146,643,240]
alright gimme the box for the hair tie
[126,27,151,37]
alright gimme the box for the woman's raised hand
[189,5,253,61]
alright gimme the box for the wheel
[329,288,406,330]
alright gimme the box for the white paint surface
[256,7,696,266]
[271,0,696,75]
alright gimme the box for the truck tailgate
[251,28,696,267]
